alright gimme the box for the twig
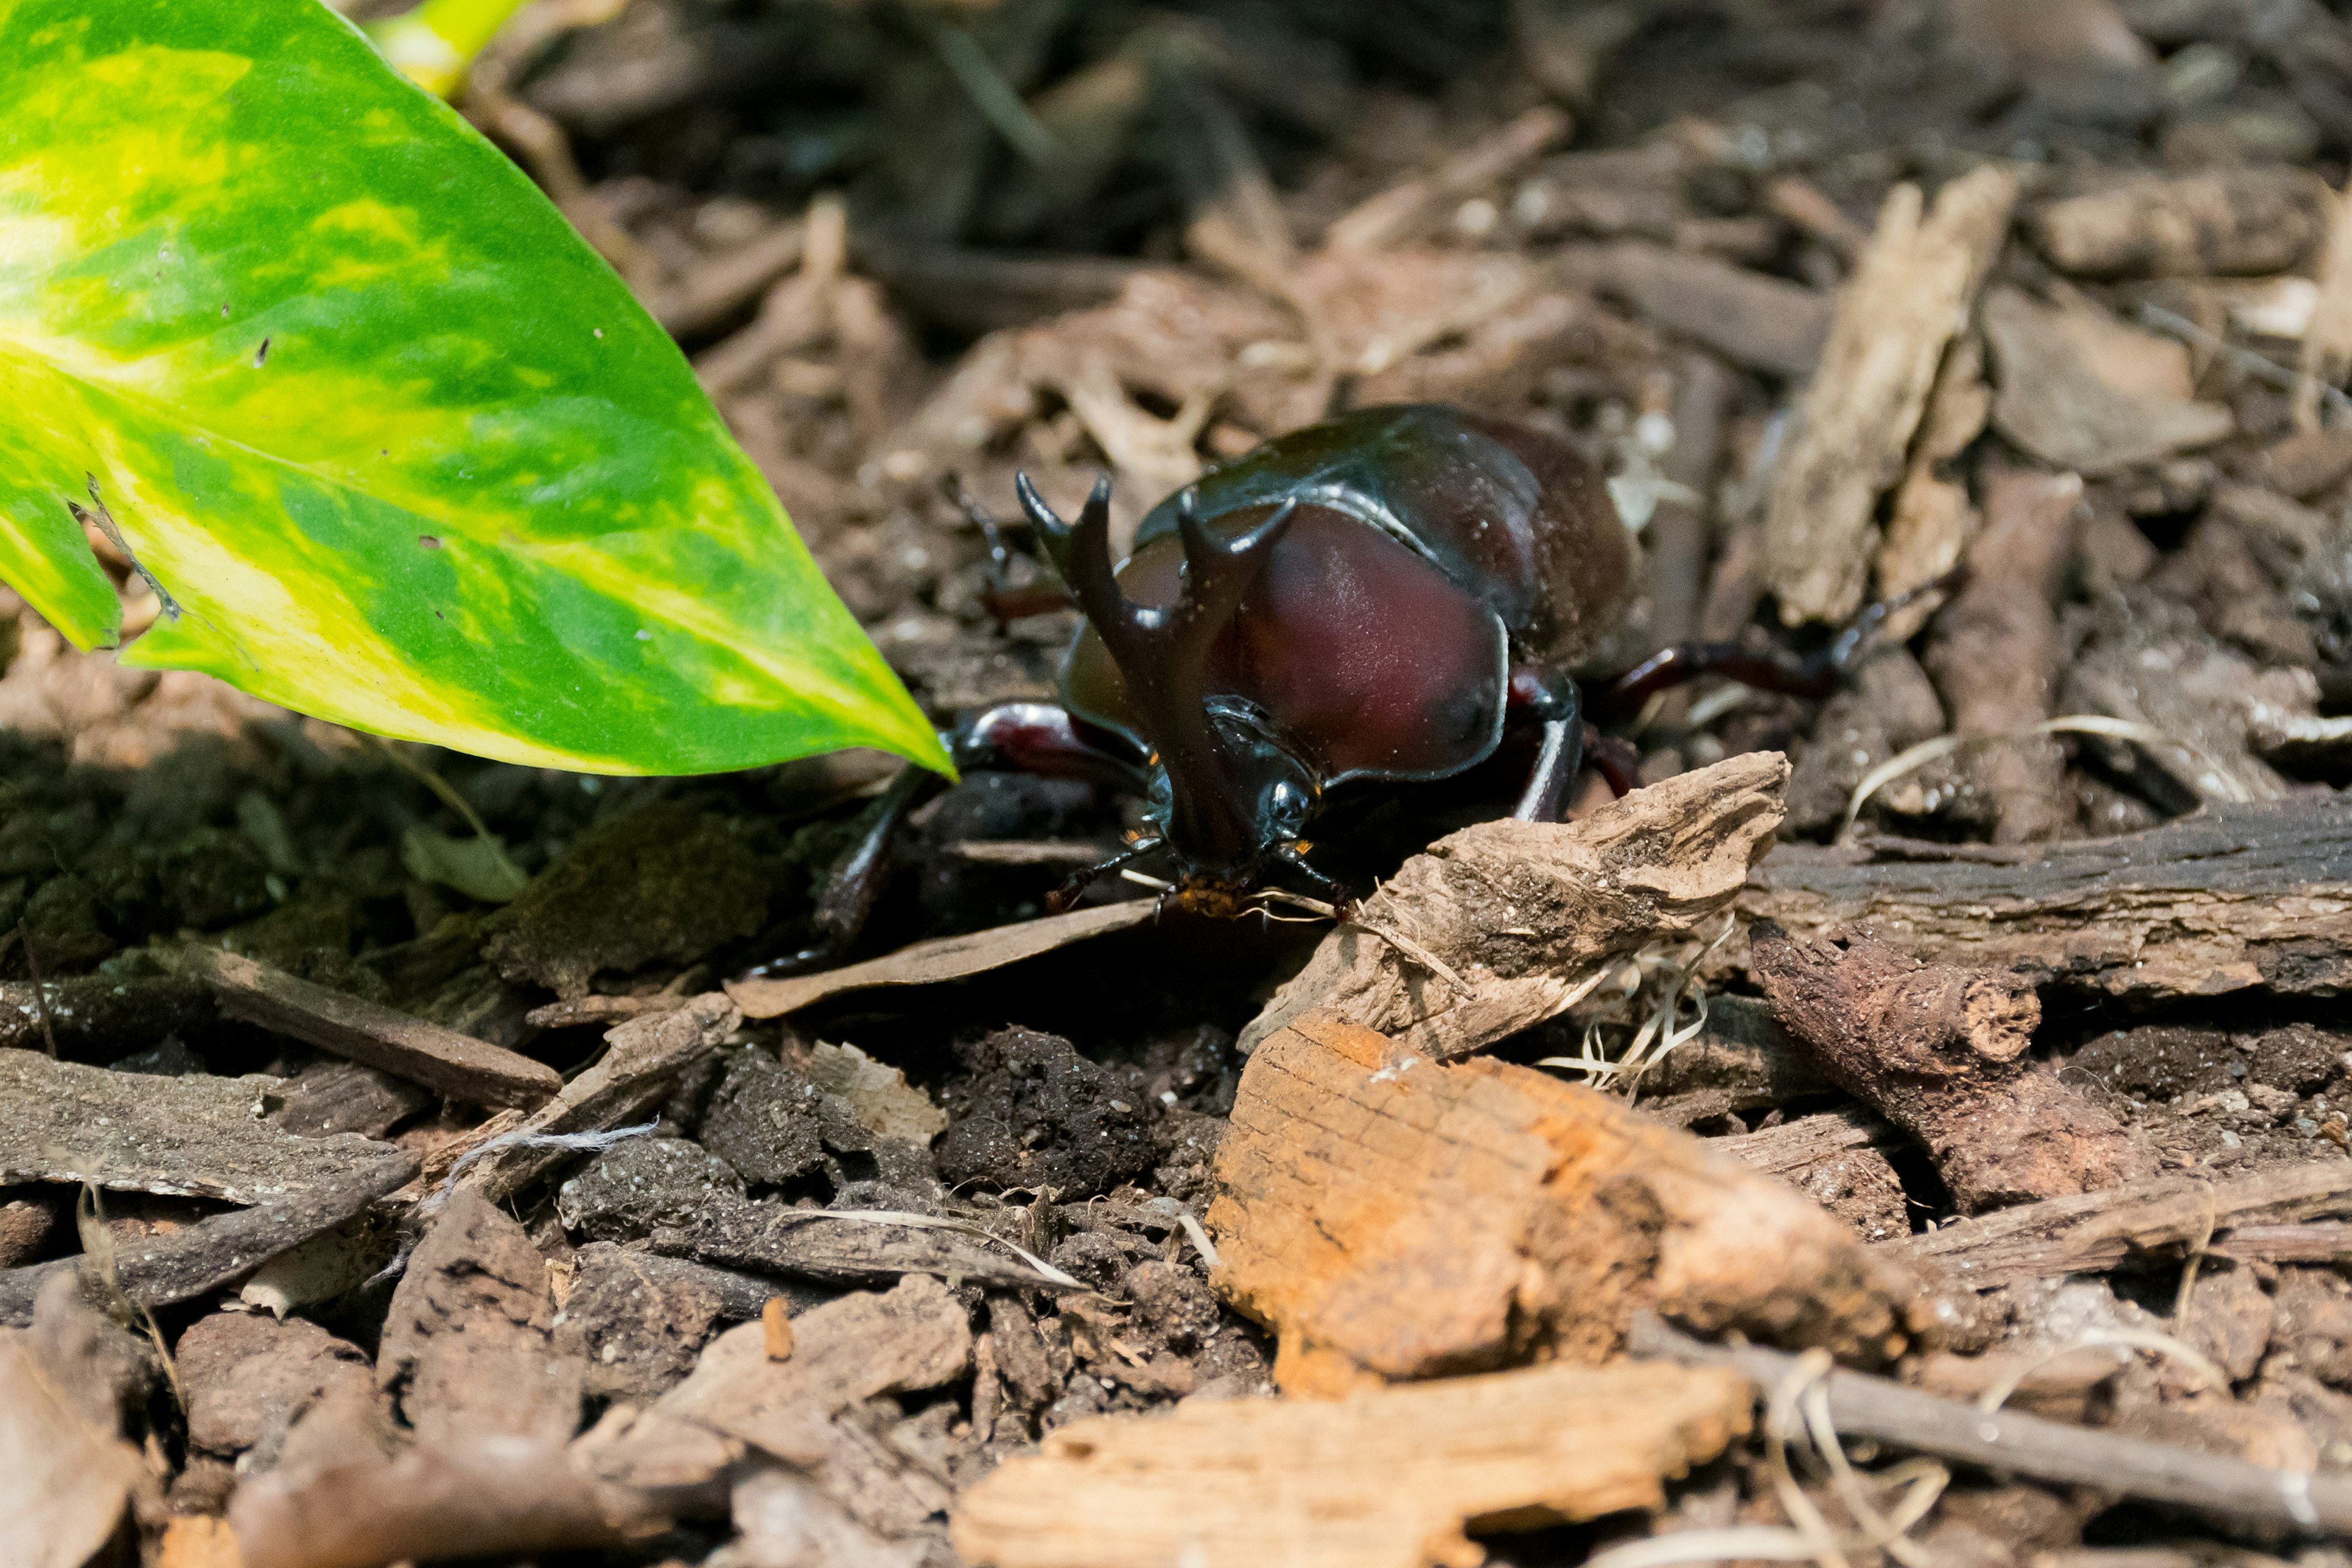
[1841,714,2250,834]
[765,1207,1082,1291]
[1973,1329,2227,1414]
[2138,302,2352,420]
[18,922,56,1059]
[1632,1318,2352,1534]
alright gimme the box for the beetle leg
[1044,836,1166,913]
[1267,843,1357,918]
[736,703,1151,981]
[1582,726,1642,798]
[1512,717,1585,821]
[739,762,942,981]
[1586,566,1969,723]
[941,472,1077,623]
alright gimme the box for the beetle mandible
[770,402,1923,971]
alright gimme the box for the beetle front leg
[737,702,1150,981]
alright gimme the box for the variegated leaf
[0,0,947,776]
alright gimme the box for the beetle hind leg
[1585,566,1966,724]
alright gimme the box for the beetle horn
[1014,472,1296,870]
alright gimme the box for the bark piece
[186,946,560,1110]
[652,1192,1069,1293]
[2029,168,2330,277]
[810,1041,947,1145]
[0,1145,417,1325]
[463,992,737,1205]
[1924,469,2084,844]
[1632,993,1832,1125]
[0,974,213,1057]
[2247,428,2352,499]
[554,1243,727,1402]
[729,1464,928,1568]
[0,1331,144,1568]
[1785,649,1948,837]
[269,1058,435,1139]
[1749,923,2143,1212]
[379,1186,584,1446]
[1718,1109,1912,1243]
[1765,167,2018,624]
[950,1360,1751,1568]
[1208,1011,1913,1395]
[727,902,1155,1020]
[1591,243,1831,375]
[0,1047,401,1203]
[1985,290,2234,474]
[177,1309,379,1464]
[1735,794,2352,1001]
[595,1276,970,1486]
[2060,589,2309,806]
[1240,752,1787,1060]
[229,1437,662,1568]
[1891,1161,2352,1291]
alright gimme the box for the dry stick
[1632,1319,2352,1534]
[18,922,56,1059]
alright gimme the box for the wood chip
[0,1047,403,1204]
[595,1276,969,1487]
[1241,751,1787,1060]
[1749,922,2144,1211]
[0,1147,417,1324]
[726,901,1156,1020]
[462,992,739,1205]
[1208,1011,1915,1396]
[229,1436,659,1568]
[0,1329,144,1568]
[1735,794,2352,1001]
[184,946,561,1110]
[950,1359,1752,1568]
[1591,242,1831,375]
[1985,289,2235,473]
[1890,1161,2352,1291]
[1765,167,2018,624]
[763,1298,795,1362]
[380,1186,585,1446]
[2028,168,2331,278]
[1923,469,2084,844]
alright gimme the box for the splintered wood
[1242,751,1787,1059]
[951,1360,1752,1568]
[1208,1012,1912,1395]
[1765,167,2018,624]
[1736,794,2352,1000]
[1748,922,2143,1211]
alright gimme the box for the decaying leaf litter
[14,0,2352,1564]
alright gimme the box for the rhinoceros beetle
[763,403,1931,973]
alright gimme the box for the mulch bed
[11,1,2352,1564]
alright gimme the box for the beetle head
[1017,474,1307,891]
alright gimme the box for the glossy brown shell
[1060,404,1633,785]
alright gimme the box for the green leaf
[368,0,534,99]
[0,0,949,777]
